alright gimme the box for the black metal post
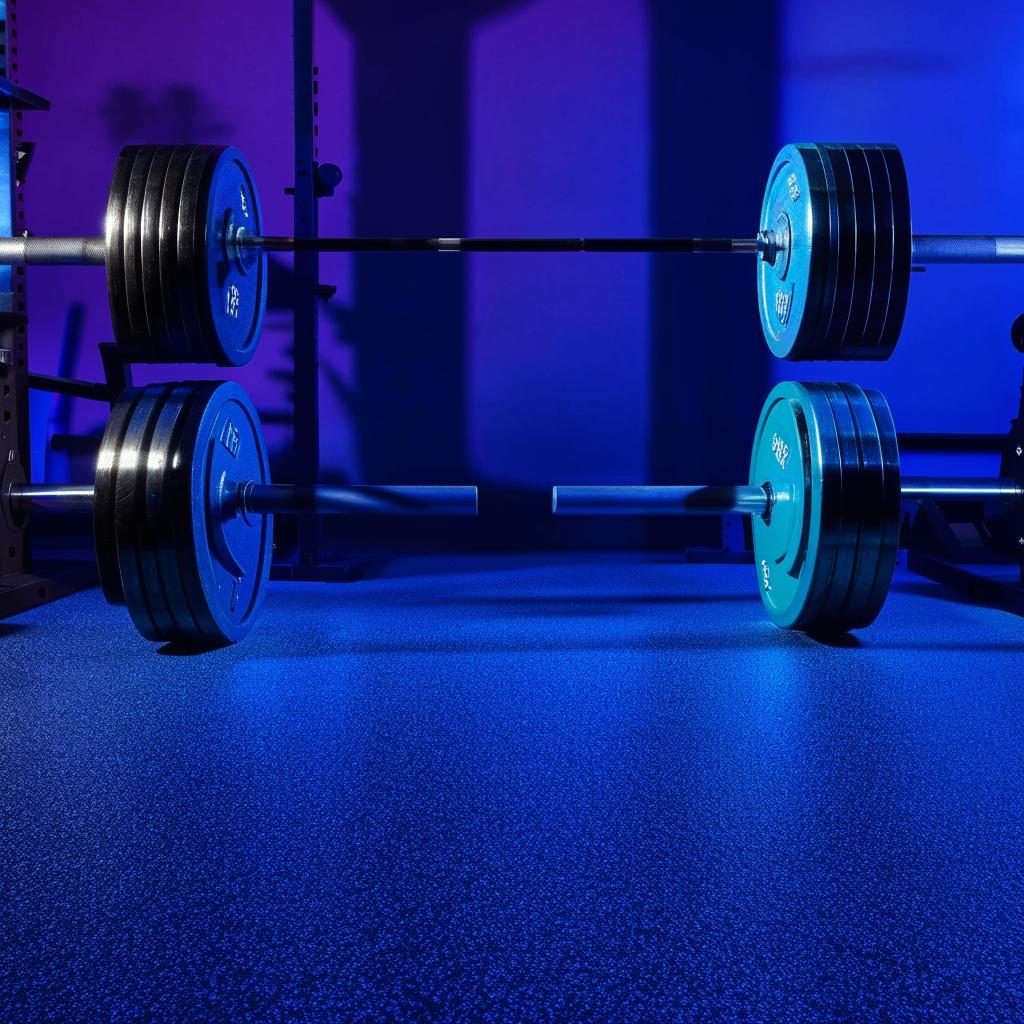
[292,0,321,565]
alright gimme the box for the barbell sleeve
[551,485,772,517]
[240,483,478,516]
[0,236,107,265]
[8,483,478,517]
[910,236,1024,264]
[9,485,95,512]
[552,478,1024,518]
[899,477,1024,501]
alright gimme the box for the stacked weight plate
[757,143,912,361]
[93,380,274,645]
[104,144,267,367]
[748,380,901,630]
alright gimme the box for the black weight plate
[134,384,196,641]
[812,383,861,628]
[799,384,850,628]
[138,146,175,356]
[861,387,902,623]
[807,145,842,359]
[176,145,220,361]
[105,145,141,350]
[857,146,897,358]
[122,147,158,349]
[831,145,878,359]
[877,145,912,358]
[836,383,887,627]
[158,146,198,362]
[152,382,221,642]
[113,385,169,638]
[817,146,860,359]
[93,384,146,605]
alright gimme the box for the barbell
[2,142,1022,364]
[2,380,477,645]
[553,380,1023,632]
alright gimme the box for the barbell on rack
[552,380,1024,632]
[2,142,1022,365]
[1,380,477,645]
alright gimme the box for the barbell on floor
[2,380,477,646]
[553,380,1023,632]
[1,142,1021,365]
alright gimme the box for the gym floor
[3,554,1023,1022]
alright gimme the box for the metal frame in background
[273,0,358,581]
[0,0,88,618]
[901,373,1024,616]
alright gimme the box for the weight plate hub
[758,143,913,362]
[749,380,901,631]
[172,381,273,643]
[194,147,267,367]
[758,144,834,360]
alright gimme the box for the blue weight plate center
[758,145,832,360]
[199,149,267,366]
[188,383,273,642]
[750,381,851,629]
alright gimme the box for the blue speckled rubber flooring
[2,554,1023,1022]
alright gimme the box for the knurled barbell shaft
[4,232,1024,264]
[552,478,1024,517]
[248,236,764,254]
[9,483,478,517]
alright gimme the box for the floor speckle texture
[2,554,1023,1022]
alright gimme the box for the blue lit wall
[15,0,1024,540]
[778,1,1024,476]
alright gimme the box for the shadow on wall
[324,1,524,490]
[308,0,782,552]
[100,84,231,145]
